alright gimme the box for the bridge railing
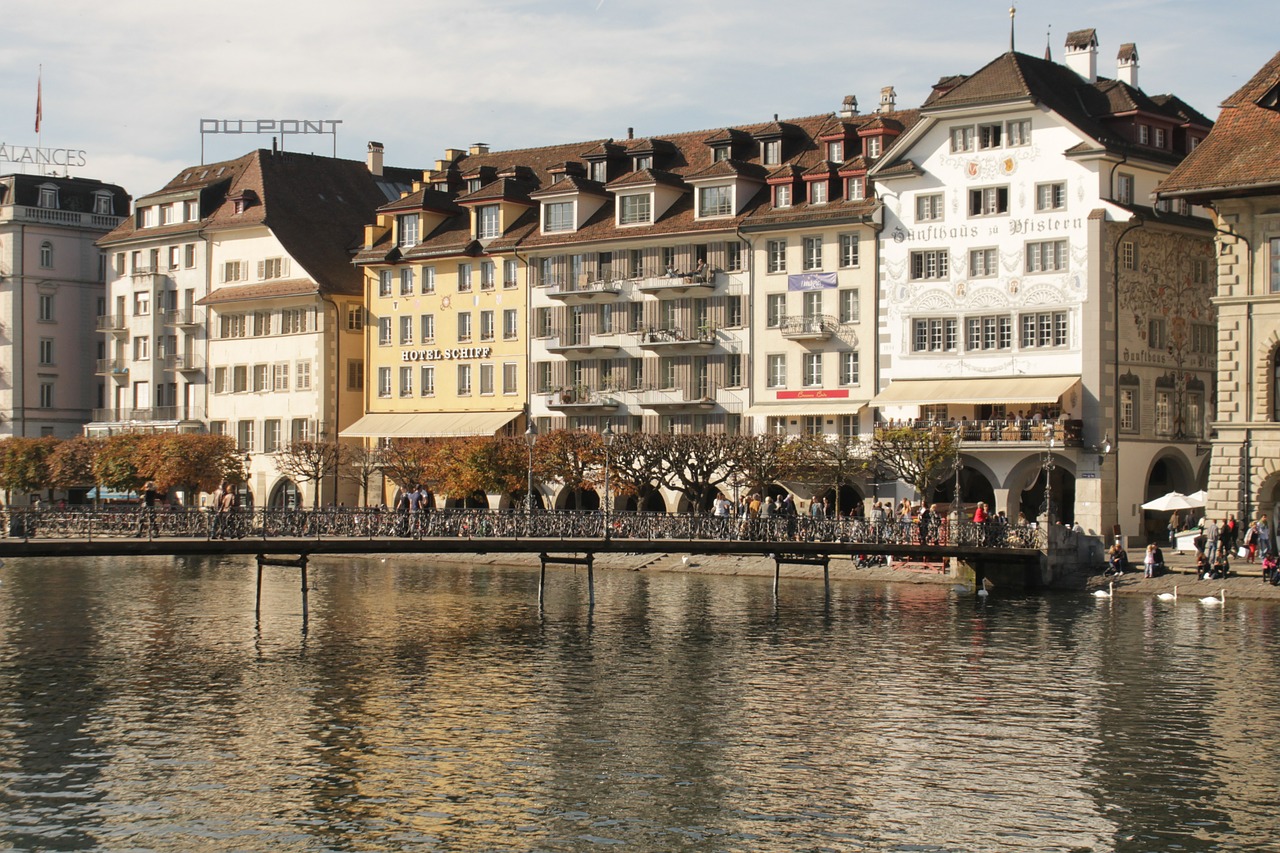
[0,507,1044,550]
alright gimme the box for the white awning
[340,411,520,438]
[871,375,1080,407]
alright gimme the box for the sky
[2,0,1275,199]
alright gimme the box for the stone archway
[556,488,600,511]
[269,478,301,509]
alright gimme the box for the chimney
[1064,28,1099,83]
[366,141,384,177]
[879,86,896,113]
[1116,43,1139,87]
[627,127,634,140]
[444,148,466,163]
[469,142,490,156]
[838,95,859,119]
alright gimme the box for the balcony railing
[163,308,204,326]
[0,204,124,231]
[96,314,127,333]
[636,271,717,296]
[637,327,718,350]
[879,419,1085,448]
[780,314,837,341]
[545,389,620,411]
[95,358,129,376]
[544,332,621,356]
[160,353,206,372]
[545,278,624,301]
[89,406,204,423]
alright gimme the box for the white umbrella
[1187,490,1208,506]
[1141,491,1200,512]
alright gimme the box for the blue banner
[787,272,838,291]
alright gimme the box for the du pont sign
[199,119,342,135]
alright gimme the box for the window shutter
[641,356,658,390]
[282,258,291,277]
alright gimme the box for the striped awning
[871,375,1080,407]
[340,411,520,438]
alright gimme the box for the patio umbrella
[1141,491,1200,511]
[1187,490,1208,506]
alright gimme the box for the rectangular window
[1006,119,1031,146]
[422,266,436,294]
[290,418,313,443]
[503,308,518,340]
[544,201,574,232]
[767,354,786,388]
[378,316,392,346]
[916,193,944,222]
[727,296,744,327]
[766,416,787,435]
[1148,317,1167,349]
[839,351,859,385]
[846,176,865,200]
[503,259,518,289]
[398,214,419,247]
[38,338,54,365]
[262,420,282,454]
[134,291,150,316]
[802,290,823,318]
[1138,124,1151,145]
[766,293,786,327]
[774,184,792,208]
[1019,311,1069,348]
[1036,182,1066,211]
[458,312,472,342]
[233,365,248,393]
[767,239,787,273]
[698,185,733,217]
[400,267,415,295]
[503,362,518,395]
[910,250,949,280]
[1155,390,1172,435]
[1154,127,1166,149]
[347,360,364,391]
[399,315,414,345]
[969,248,998,278]
[214,366,228,394]
[38,294,54,321]
[1026,240,1069,273]
[478,205,501,239]
[480,364,495,395]
[619,194,652,225]
[421,313,435,342]
[810,181,829,205]
[237,420,256,453]
[378,269,393,297]
[273,362,289,391]
[1116,173,1135,205]
[950,126,975,153]
[827,140,844,162]
[457,364,472,395]
[725,242,743,272]
[420,365,435,396]
[480,310,495,341]
[838,233,859,268]
[866,136,883,158]
[253,364,270,392]
[377,366,391,397]
[763,139,781,165]
[912,318,958,352]
[977,123,1003,149]
[1122,241,1136,270]
[1120,387,1136,431]
[134,336,150,361]
[480,261,496,290]
[839,289,859,323]
[346,305,364,331]
[259,258,287,280]
[252,311,272,336]
[727,353,743,387]
[968,186,1009,216]
[803,236,823,271]
[534,307,552,338]
[399,365,413,397]
[457,263,472,292]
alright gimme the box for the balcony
[96,358,129,379]
[545,278,624,303]
[780,314,837,342]
[545,389,621,412]
[90,406,205,424]
[636,271,717,297]
[160,353,205,372]
[0,204,124,232]
[888,419,1085,448]
[544,332,621,357]
[163,308,204,327]
[96,314,128,336]
[636,327,717,352]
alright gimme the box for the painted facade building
[1158,50,1280,529]
[91,145,417,507]
[0,173,127,440]
[869,31,1215,542]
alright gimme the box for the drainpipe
[734,224,755,434]
[1112,213,1145,538]
[320,290,341,506]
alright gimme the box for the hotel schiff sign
[401,347,492,362]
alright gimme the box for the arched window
[39,241,53,268]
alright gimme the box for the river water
[1,555,1278,852]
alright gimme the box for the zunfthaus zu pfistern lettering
[868,30,1216,544]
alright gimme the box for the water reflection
[1,555,1278,850]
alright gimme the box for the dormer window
[1154,127,1166,149]
[477,204,501,239]
[697,185,733,218]
[810,182,828,205]
[634,155,652,171]
[93,191,113,216]
[233,199,246,215]
[619,193,652,225]
[775,184,792,208]
[467,178,482,193]
[184,199,199,221]
[713,146,730,163]
[37,184,59,209]
[138,206,156,227]
[1138,124,1151,145]
[544,201,574,233]
[865,136,882,158]
[433,181,449,192]
[847,177,865,201]
[762,140,781,165]
[397,214,419,248]
[827,141,844,162]
[590,161,608,182]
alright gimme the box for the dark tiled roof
[195,278,318,305]
[1150,94,1214,129]
[683,159,768,181]
[1158,51,1280,199]
[0,173,129,217]
[528,175,608,199]
[455,177,536,205]
[604,168,686,190]
[377,186,465,216]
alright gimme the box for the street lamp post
[1043,437,1057,529]
[601,421,615,539]
[952,424,963,542]
[524,422,537,518]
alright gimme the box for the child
[1144,543,1158,578]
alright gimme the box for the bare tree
[341,443,382,508]
[654,433,740,513]
[792,434,870,516]
[608,431,667,510]
[273,440,347,508]
[868,426,958,501]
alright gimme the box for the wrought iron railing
[0,507,1042,549]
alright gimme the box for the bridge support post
[538,552,596,608]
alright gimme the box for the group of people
[205,481,239,538]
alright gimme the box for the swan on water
[1093,582,1114,599]
[1200,589,1225,605]
[1156,586,1178,601]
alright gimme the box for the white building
[91,145,417,507]
[869,32,1215,542]
[0,173,127,439]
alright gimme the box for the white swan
[1156,586,1178,601]
[1200,588,1225,606]
[976,588,989,599]
[1093,582,1114,599]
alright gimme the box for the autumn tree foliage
[652,432,742,513]
[378,439,436,496]
[140,433,240,504]
[47,436,98,490]
[734,433,808,498]
[0,436,60,501]
[867,425,958,501]
[341,443,382,507]
[533,429,604,500]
